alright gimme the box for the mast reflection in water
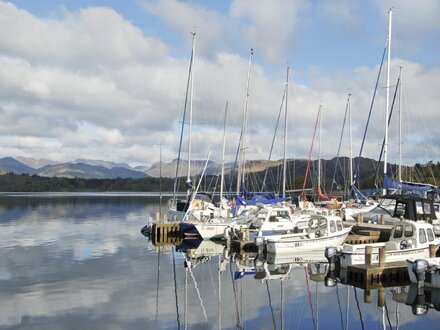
[0,194,439,329]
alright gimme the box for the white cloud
[0,1,438,168]
[230,0,309,63]
[372,0,440,55]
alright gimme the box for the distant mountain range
[0,156,282,179]
[0,157,148,179]
[1,156,434,188]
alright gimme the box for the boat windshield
[377,198,396,216]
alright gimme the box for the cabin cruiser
[332,221,439,268]
[262,215,351,254]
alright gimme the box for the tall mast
[187,32,196,196]
[283,66,290,198]
[348,94,353,189]
[398,66,403,182]
[318,105,322,191]
[383,8,392,194]
[220,101,228,211]
[236,48,253,195]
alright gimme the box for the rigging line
[208,258,217,297]
[266,281,277,330]
[281,281,284,330]
[186,256,208,321]
[155,247,161,321]
[261,84,287,192]
[331,94,350,193]
[353,287,365,330]
[345,286,350,330]
[353,43,387,192]
[315,281,319,330]
[304,267,316,330]
[173,39,194,203]
[172,248,181,330]
[229,260,241,328]
[336,284,344,330]
[218,255,222,330]
[373,75,401,189]
[302,107,321,200]
[384,301,393,330]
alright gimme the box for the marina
[1,194,440,329]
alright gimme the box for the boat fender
[400,240,408,250]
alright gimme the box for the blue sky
[0,0,439,169]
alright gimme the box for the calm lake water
[0,193,439,329]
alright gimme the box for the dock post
[156,212,160,222]
[378,288,385,307]
[429,244,437,258]
[379,247,385,267]
[364,289,372,304]
[357,213,363,225]
[380,214,384,225]
[365,246,373,265]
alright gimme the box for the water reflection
[0,195,439,329]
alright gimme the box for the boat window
[393,225,403,239]
[423,202,432,215]
[379,198,396,215]
[416,202,423,217]
[336,220,343,231]
[434,204,440,213]
[258,210,268,219]
[404,225,414,237]
[427,228,435,242]
[278,210,290,219]
[395,202,406,217]
[419,228,427,244]
[329,220,336,233]
[319,218,327,228]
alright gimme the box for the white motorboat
[264,215,351,254]
[338,221,439,267]
[228,204,310,239]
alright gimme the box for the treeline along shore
[0,159,439,193]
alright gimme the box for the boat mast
[348,94,353,191]
[220,101,228,211]
[236,48,253,195]
[398,66,403,183]
[318,105,322,193]
[283,66,290,198]
[187,32,196,197]
[383,8,392,195]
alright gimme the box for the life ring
[399,240,408,250]
[192,200,202,211]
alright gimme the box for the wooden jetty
[148,212,183,247]
[344,244,438,290]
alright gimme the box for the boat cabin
[385,221,437,250]
[375,195,437,222]
[306,215,344,238]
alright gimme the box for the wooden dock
[150,222,182,247]
[345,261,409,289]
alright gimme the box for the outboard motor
[255,236,264,257]
[325,246,338,272]
[412,259,429,293]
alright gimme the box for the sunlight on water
[0,194,439,329]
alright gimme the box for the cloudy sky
[0,0,439,167]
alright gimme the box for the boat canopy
[383,174,435,192]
